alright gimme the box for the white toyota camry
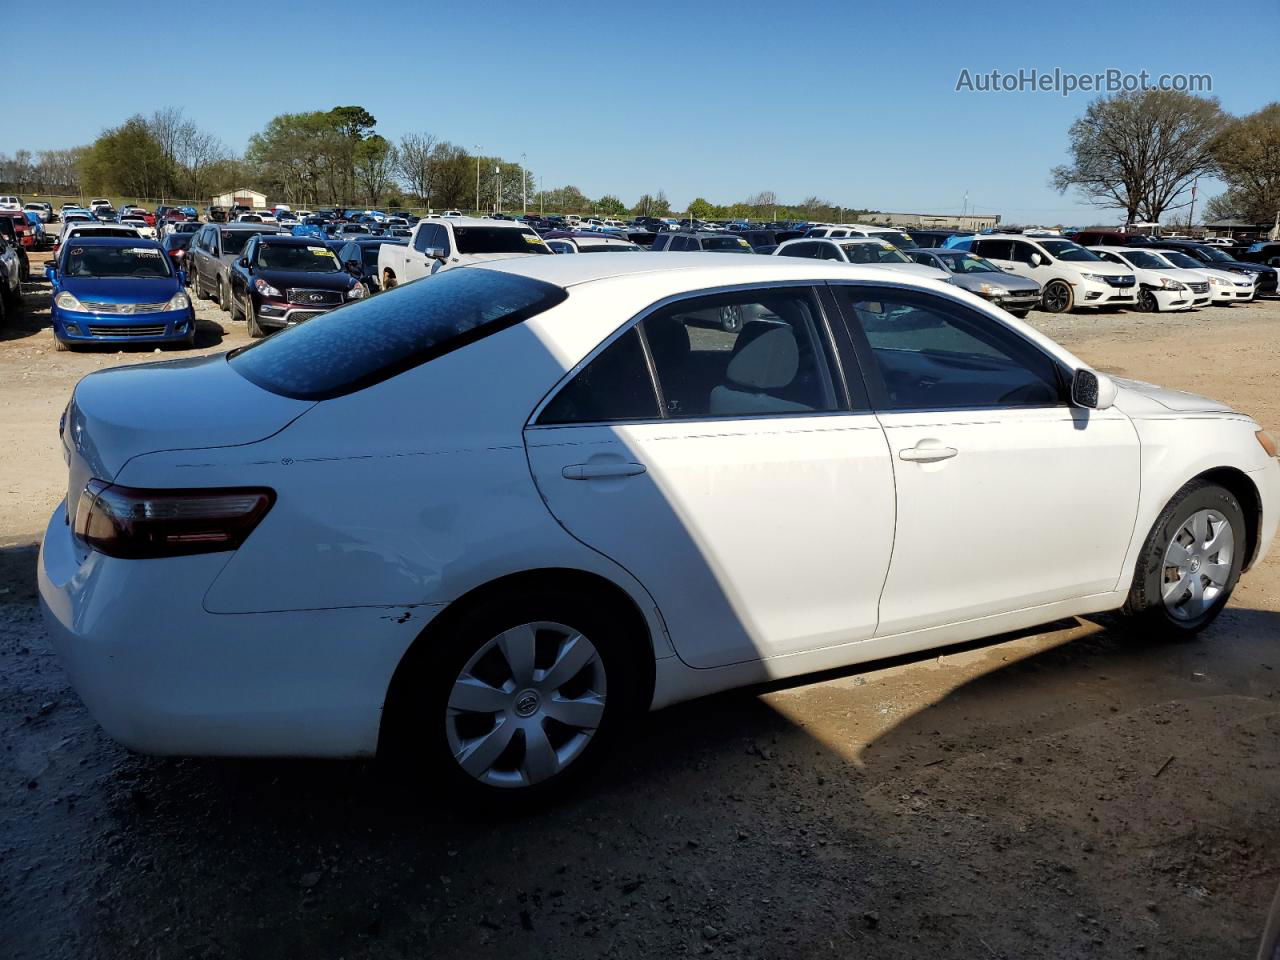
[39,254,1280,801]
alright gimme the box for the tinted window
[453,227,549,255]
[538,328,659,424]
[700,235,752,252]
[972,239,1013,260]
[836,287,1063,410]
[229,269,568,401]
[777,242,820,259]
[1009,242,1041,265]
[220,230,274,256]
[640,287,839,419]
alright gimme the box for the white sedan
[1088,246,1211,311]
[39,255,1279,802]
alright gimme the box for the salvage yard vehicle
[651,231,753,252]
[186,222,282,311]
[1134,239,1278,297]
[227,233,365,337]
[957,234,1138,313]
[543,232,642,253]
[0,216,30,281]
[338,236,406,293]
[906,248,1042,318]
[45,236,195,351]
[774,237,951,284]
[1147,249,1257,304]
[1088,246,1211,312]
[0,231,23,313]
[377,215,549,289]
[37,254,1279,802]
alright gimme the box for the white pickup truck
[377,216,550,289]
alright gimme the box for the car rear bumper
[53,306,195,343]
[37,503,436,757]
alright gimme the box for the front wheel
[1008,309,1030,319]
[719,304,744,334]
[1041,280,1074,314]
[246,298,264,338]
[1138,289,1159,313]
[1123,480,1246,637]
[387,588,643,806]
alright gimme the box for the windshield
[936,252,1001,274]
[220,230,273,256]
[164,235,192,250]
[256,244,341,272]
[576,243,640,253]
[64,244,172,278]
[229,267,567,400]
[842,242,911,264]
[1198,245,1234,263]
[1039,240,1101,262]
[873,231,914,248]
[1160,251,1202,269]
[1121,250,1168,269]
[701,236,752,252]
[454,227,550,255]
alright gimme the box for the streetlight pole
[494,165,500,214]
[474,146,481,215]
[521,153,527,215]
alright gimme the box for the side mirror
[177,270,187,287]
[1071,368,1118,410]
[238,257,249,268]
[45,264,57,284]
[424,246,447,260]
[1028,253,1043,267]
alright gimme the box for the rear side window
[229,268,568,400]
[538,328,659,424]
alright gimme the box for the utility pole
[1187,178,1198,232]
[539,176,544,217]
[474,146,481,215]
[521,153,527,215]
[494,165,500,213]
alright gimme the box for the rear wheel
[719,304,744,333]
[1042,280,1074,314]
[1123,480,1246,638]
[194,269,212,300]
[217,278,230,313]
[385,587,643,807]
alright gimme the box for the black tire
[246,300,264,338]
[384,586,646,808]
[1123,480,1247,638]
[1041,279,1074,314]
[217,278,230,313]
[1009,309,1030,319]
[194,269,212,301]
[53,336,69,352]
[1138,289,1159,313]
[382,269,397,291]
[719,304,744,334]
[229,290,244,323]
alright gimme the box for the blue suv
[47,237,196,351]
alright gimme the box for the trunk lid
[64,353,313,518]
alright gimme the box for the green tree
[687,197,715,220]
[1212,103,1280,223]
[354,135,396,205]
[82,116,173,198]
[596,194,627,216]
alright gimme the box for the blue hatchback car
[47,237,196,351]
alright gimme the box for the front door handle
[899,443,958,463]
[562,462,648,480]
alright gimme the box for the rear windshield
[701,235,752,252]
[64,245,172,278]
[220,229,274,255]
[454,226,550,255]
[228,267,568,400]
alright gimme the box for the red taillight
[73,480,275,559]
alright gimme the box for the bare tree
[148,106,186,165]
[1051,90,1225,224]
[396,132,440,205]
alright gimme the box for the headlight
[165,290,190,311]
[1208,276,1226,286]
[253,278,282,298]
[346,282,365,299]
[978,282,1008,296]
[1158,278,1185,290]
[1080,272,1108,283]
[54,291,84,311]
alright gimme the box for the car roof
[61,236,162,248]
[478,250,956,289]
[218,223,282,231]
[255,234,332,244]
[438,216,531,229]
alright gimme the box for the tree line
[1051,92,1280,227]
[0,104,870,220]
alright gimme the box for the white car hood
[1113,377,1234,416]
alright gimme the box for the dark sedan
[227,234,365,337]
[337,237,407,293]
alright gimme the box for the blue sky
[13,0,1278,224]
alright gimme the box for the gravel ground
[2,256,1279,959]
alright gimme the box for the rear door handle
[899,444,958,463]
[562,462,648,480]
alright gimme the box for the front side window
[641,287,839,419]
[1038,240,1101,262]
[835,287,1064,410]
[453,227,549,255]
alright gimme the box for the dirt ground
[2,254,1279,959]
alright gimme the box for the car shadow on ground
[4,523,1276,960]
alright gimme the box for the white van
[960,234,1138,313]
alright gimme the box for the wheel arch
[377,567,658,756]
[1193,466,1263,571]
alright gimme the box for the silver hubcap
[1162,509,1233,620]
[446,621,607,788]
